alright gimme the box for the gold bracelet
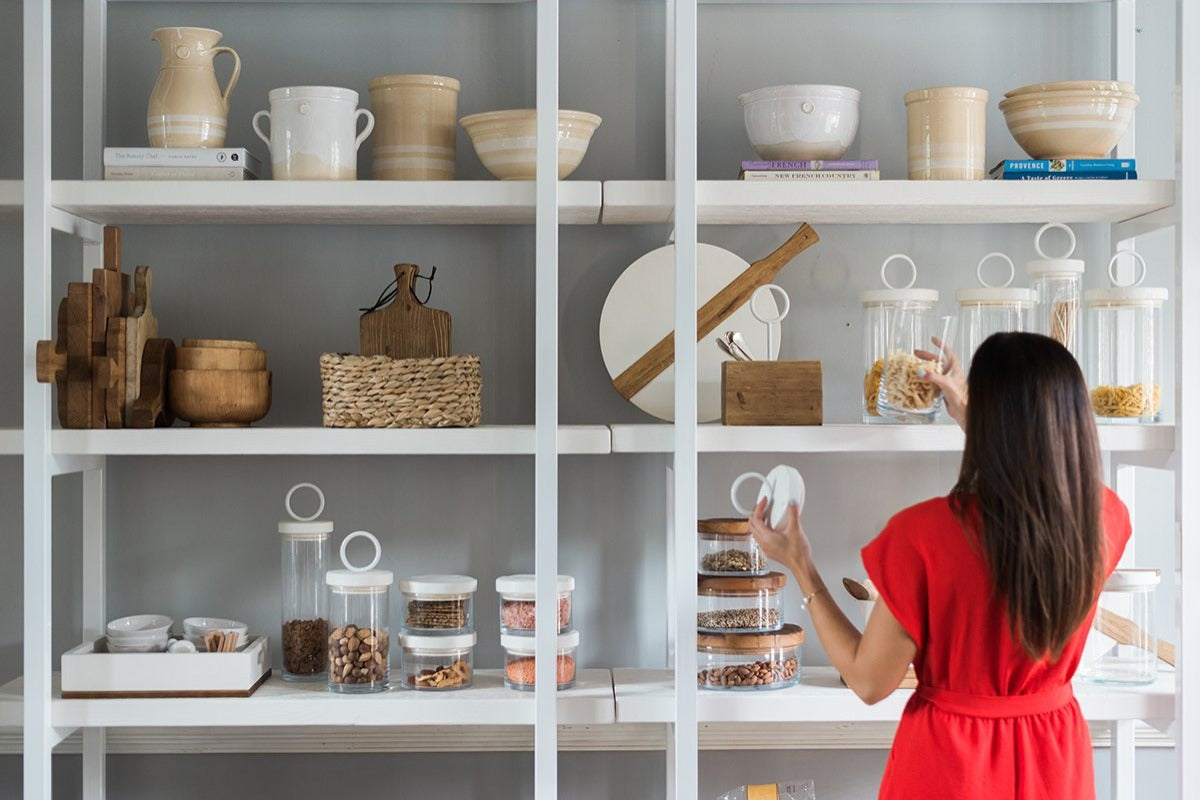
[803,587,827,607]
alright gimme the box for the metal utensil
[728,331,756,361]
[716,337,742,361]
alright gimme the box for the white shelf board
[0,429,20,455]
[614,667,1176,724]
[0,669,614,729]
[609,423,1175,454]
[601,180,1176,225]
[51,425,611,456]
[51,180,602,225]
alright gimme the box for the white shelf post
[1111,720,1136,800]
[82,0,106,180]
[534,0,560,798]
[671,1,699,799]
[23,0,54,797]
[82,465,108,800]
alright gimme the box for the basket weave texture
[320,353,482,428]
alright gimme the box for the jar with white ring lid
[1079,569,1161,686]
[279,483,331,682]
[956,252,1035,373]
[1086,251,1167,422]
[697,624,804,690]
[1028,223,1085,358]
[697,572,787,633]
[326,531,393,693]
[398,574,476,635]
[861,254,939,422]
[496,574,574,635]
[698,518,767,576]
[501,630,579,690]
[399,632,476,690]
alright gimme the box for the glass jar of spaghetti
[1086,251,1166,423]
[1028,223,1085,360]
[861,254,938,423]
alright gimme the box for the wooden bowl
[181,338,259,350]
[176,346,267,371]
[168,369,272,427]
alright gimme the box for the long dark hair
[950,332,1104,660]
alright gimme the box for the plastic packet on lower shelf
[717,781,817,800]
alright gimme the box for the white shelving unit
[16,2,1198,800]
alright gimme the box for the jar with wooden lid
[697,624,804,690]
[697,572,786,633]
[698,518,767,576]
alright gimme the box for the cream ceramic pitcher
[253,87,375,180]
[147,27,240,148]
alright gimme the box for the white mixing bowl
[739,84,861,161]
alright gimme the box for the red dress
[861,488,1131,800]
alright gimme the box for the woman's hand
[916,336,968,430]
[748,498,814,579]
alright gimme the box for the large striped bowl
[999,90,1139,160]
[459,109,601,180]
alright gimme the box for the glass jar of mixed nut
[325,532,392,694]
[399,632,476,691]
[697,572,786,633]
[697,624,804,691]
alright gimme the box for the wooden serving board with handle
[125,266,159,425]
[359,263,451,359]
[612,224,818,402]
[131,338,175,428]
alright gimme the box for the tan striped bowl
[999,90,1139,160]
[459,109,602,180]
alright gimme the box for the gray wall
[0,0,1180,797]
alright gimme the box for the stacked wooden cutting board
[36,227,174,428]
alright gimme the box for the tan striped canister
[368,74,460,180]
[904,87,988,180]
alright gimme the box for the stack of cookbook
[103,147,261,180]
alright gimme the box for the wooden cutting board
[67,282,107,429]
[125,266,159,425]
[35,299,70,427]
[131,338,175,428]
[359,263,451,359]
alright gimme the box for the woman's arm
[749,500,917,704]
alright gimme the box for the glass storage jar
[697,572,786,633]
[326,531,393,694]
[496,574,574,635]
[398,575,477,635]
[861,254,939,423]
[1028,223,1085,359]
[876,305,956,424]
[1086,252,1166,423]
[1079,569,1161,686]
[399,632,475,690]
[279,483,331,682]
[697,624,804,690]
[501,630,579,691]
[698,518,767,576]
[956,252,1035,373]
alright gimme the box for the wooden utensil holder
[721,361,822,426]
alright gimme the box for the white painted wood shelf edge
[48,425,612,456]
[612,668,1177,725]
[50,180,602,225]
[600,180,1176,226]
[608,423,1177,453]
[0,669,615,729]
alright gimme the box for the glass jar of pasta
[861,254,939,423]
[1086,251,1166,423]
[956,252,1035,373]
[1028,223,1085,359]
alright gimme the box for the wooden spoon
[1096,607,1175,667]
[843,577,876,601]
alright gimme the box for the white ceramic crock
[253,86,375,180]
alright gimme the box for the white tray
[61,635,271,698]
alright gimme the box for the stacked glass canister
[397,574,479,690]
[497,574,579,690]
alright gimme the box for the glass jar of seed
[697,572,787,633]
[697,518,768,576]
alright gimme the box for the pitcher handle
[354,108,375,150]
[251,110,271,149]
[211,46,241,104]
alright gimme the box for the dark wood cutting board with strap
[359,263,451,359]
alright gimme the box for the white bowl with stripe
[459,109,602,180]
[999,90,1139,160]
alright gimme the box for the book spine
[740,169,880,181]
[999,172,1137,181]
[741,159,879,171]
[104,166,256,180]
[104,148,262,172]
[992,159,1136,174]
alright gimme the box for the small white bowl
[459,109,602,180]
[107,614,172,639]
[184,617,249,649]
[739,84,861,161]
[106,639,168,654]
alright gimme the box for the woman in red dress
[749,332,1130,800]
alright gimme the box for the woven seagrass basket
[320,353,482,428]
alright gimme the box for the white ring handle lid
[956,253,1034,304]
[730,465,806,529]
[860,254,938,304]
[1028,223,1085,276]
[280,482,333,536]
[327,530,393,587]
[1085,251,1167,304]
